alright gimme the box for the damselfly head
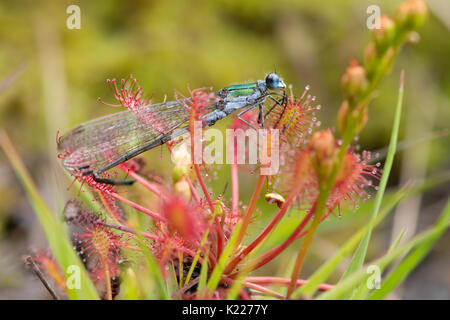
[265,73,286,90]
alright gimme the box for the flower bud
[174,177,191,200]
[337,100,350,136]
[338,100,368,137]
[265,192,285,208]
[378,47,396,75]
[395,0,428,31]
[353,104,368,136]
[171,141,192,183]
[372,15,396,50]
[172,165,190,183]
[363,43,377,77]
[341,60,369,100]
[309,130,338,182]
[406,31,420,44]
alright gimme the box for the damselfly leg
[257,103,264,128]
[264,92,287,119]
[236,104,259,130]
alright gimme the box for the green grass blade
[367,199,450,300]
[0,131,99,300]
[134,232,169,299]
[207,221,242,292]
[350,229,406,299]
[197,248,210,296]
[317,203,450,300]
[290,185,408,299]
[225,235,263,300]
[118,267,142,300]
[341,71,405,282]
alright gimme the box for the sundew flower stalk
[285,0,428,297]
[19,0,428,300]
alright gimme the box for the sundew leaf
[0,130,99,300]
[341,71,405,283]
[367,199,450,300]
[317,201,450,300]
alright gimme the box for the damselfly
[57,73,286,184]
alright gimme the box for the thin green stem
[342,70,405,281]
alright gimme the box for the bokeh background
[0,0,449,299]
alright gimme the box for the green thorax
[225,82,258,97]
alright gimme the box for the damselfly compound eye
[266,73,286,90]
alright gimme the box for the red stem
[245,276,334,291]
[230,174,265,255]
[294,209,333,240]
[225,190,296,274]
[193,163,225,258]
[120,167,166,201]
[230,142,240,222]
[220,277,284,299]
[286,199,322,298]
[235,207,315,275]
[186,176,201,204]
[231,161,239,217]
[109,191,165,222]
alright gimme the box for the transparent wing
[58,98,213,174]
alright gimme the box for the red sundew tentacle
[96,97,123,107]
[100,76,153,113]
[56,130,62,145]
[110,79,120,99]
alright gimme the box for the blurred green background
[0,0,448,299]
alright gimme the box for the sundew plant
[1,0,449,300]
